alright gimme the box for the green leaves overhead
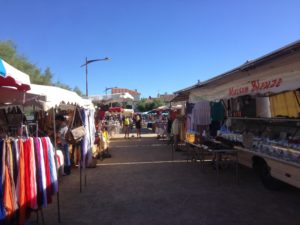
[0,40,83,96]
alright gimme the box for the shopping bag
[65,107,86,144]
[66,126,86,144]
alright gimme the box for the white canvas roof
[27,84,93,110]
[0,87,42,106]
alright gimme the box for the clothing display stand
[52,108,61,223]
[34,208,45,225]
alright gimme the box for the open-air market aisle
[40,136,300,225]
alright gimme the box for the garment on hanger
[191,100,211,129]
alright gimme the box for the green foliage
[136,98,164,112]
[53,81,72,91]
[73,86,83,96]
[0,40,83,95]
[136,98,147,112]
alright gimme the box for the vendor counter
[184,139,239,184]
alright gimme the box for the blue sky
[1,0,299,98]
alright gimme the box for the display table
[234,145,300,168]
[184,140,239,184]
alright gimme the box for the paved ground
[40,130,300,225]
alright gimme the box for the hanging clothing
[3,140,18,219]
[191,101,211,128]
[34,138,44,207]
[3,164,14,219]
[29,138,37,209]
[210,102,225,121]
[269,91,300,118]
[46,137,58,195]
[41,138,52,204]
[0,136,58,224]
[12,140,19,186]
[38,138,47,208]
[17,139,26,225]
[0,140,6,223]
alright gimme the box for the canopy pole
[53,108,61,223]
[79,107,83,193]
[85,110,92,187]
[80,157,82,192]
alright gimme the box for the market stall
[176,40,300,189]
[0,61,60,224]
[28,84,96,191]
[0,58,31,91]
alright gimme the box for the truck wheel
[259,160,284,190]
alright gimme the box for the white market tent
[0,58,31,91]
[27,84,93,110]
[0,86,37,105]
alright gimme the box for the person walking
[56,115,71,175]
[167,115,173,140]
[123,116,130,139]
[171,115,180,151]
[135,114,142,138]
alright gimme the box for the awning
[109,107,124,113]
[28,84,93,110]
[0,86,42,106]
[0,58,31,91]
[171,92,189,102]
[190,64,300,102]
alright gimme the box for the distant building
[157,93,176,104]
[111,88,141,110]
[146,93,176,105]
[111,88,141,102]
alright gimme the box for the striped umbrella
[0,58,31,91]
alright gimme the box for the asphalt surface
[40,132,300,225]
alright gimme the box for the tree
[73,86,83,96]
[136,98,164,112]
[53,81,72,91]
[136,98,147,112]
[0,40,83,94]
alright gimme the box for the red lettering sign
[229,77,283,97]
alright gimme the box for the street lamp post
[79,56,110,192]
[81,57,110,97]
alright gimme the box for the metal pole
[85,110,91,187]
[80,156,82,192]
[52,108,61,223]
[85,57,88,97]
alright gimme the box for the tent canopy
[28,84,93,110]
[0,87,42,106]
[0,84,93,110]
[0,58,31,91]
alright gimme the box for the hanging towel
[17,139,26,225]
[38,138,47,207]
[46,137,58,195]
[41,138,52,204]
[29,138,37,209]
